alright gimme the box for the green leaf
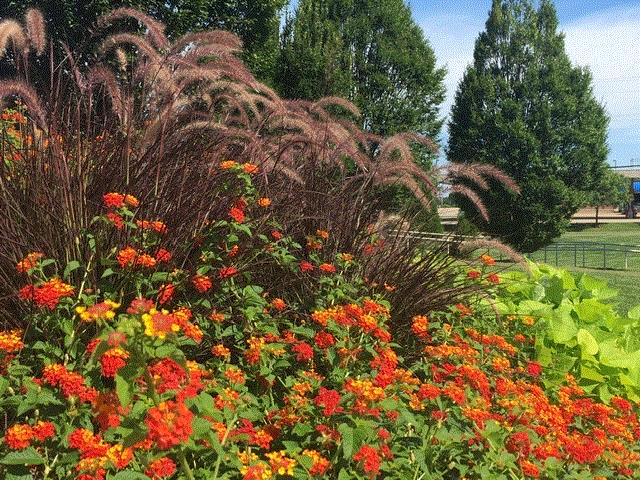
[4,465,32,480]
[150,272,172,283]
[337,469,351,480]
[292,423,313,437]
[0,377,8,396]
[39,259,55,268]
[576,329,599,356]
[121,427,148,448]
[574,298,615,324]
[1,448,45,465]
[580,365,605,382]
[191,417,212,437]
[338,423,354,459]
[115,373,132,407]
[108,471,150,480]
[63,260,81,279]
[544,275,565,306]
[547,302,578,344]
[298,454,313,470]
[598,383,613,404]
[628,304,640,320]
[281,440,300,453]
[599,339,640,369]
[101,268,115,279]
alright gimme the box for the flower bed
[2,165,640,480]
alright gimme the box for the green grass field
[528,224,640,314]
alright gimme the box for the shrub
[497,262,640,403]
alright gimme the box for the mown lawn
[559,223,640,244]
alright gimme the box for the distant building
[612,166,640,205]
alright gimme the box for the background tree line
[0,0,615,251]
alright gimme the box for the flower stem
[212,415,236,480]
[178,449,195,480]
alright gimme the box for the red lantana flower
[145,401,193,449]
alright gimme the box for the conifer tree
[448,0,609,252]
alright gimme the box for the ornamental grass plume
[0,8,518,326]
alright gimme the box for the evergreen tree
[448,0,609,252]
[0,0,287,83]
[278,0,446,228]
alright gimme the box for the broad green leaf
[576,329,599,356]
[574,299,615,324]
[63,260,81,279]
[115,374,132,407]
[122,428,148,448]
[191,417,212,437]
[535,343,554,367]
[4,465,32,480]
[547,302,577,344]
[1,448,45,465]
[338,423,354,459]
[281,440,300,453]
[628,304,640,320]
[101,268,115,279]
[544,275,565,306]
[337,469,351,480]
[0,377,8,395]
[109,471,150,480]
[580,365,605,382]
[150,272,172,283]
[516,300,552,317]
[599,339,640,369]
[298,454,313,470]
[292,423,314,437]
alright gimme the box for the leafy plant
[1,171,639,479]
[448,0,609,252]
[497,262,640,402]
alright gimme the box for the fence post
[555,244,558,266]
[582,244,585,268]
[544,247,547,264]
[603,243,606,269]
[625,250,628,270]
[574,243,577,267]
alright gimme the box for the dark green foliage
[586,170,632,210]
[448,0,609,252]
[279,0,445,139]
[0,0,287,83]
[278,0,446,228]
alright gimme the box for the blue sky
[287,0,640,165]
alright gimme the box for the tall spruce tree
[448,0,609,252]
[0,0,287,83]
[278,0,446,226]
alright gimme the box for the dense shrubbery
[2,167,640,480]
[498,263,640,403]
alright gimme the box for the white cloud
[562,5,640,130]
